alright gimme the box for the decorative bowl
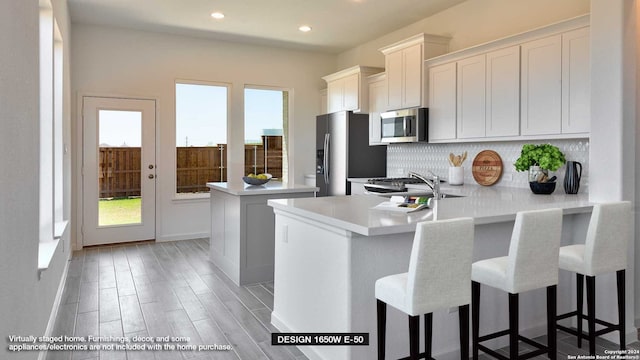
[242,174,272,186]
[529,181,556,195]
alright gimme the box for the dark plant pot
[529,181,556,195]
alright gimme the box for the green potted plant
[514,144,566,193]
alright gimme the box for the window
[39,0,66,272]
[244,87,289,180]
[175,81,229,194]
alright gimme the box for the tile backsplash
[387,139,589,192]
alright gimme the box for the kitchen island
[268,185,594,360]
[207,181,317,285]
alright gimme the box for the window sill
[54,220,68,239]
[38,239,60,279]
[38,220,68,279]
[172,193,210,202]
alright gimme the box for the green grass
[99,198,141,226]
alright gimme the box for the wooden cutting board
[472,150,503,186]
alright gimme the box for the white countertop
[268,184,593,236]
[207,181,318,196]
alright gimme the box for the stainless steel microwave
[380,107,428,143]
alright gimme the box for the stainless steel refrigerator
[316,111,387,196]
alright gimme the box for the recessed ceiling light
[211,12,225,20]
[299,25,312,32]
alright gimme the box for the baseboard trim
[271,312,324,360]
[156,233,209,242]
[38,253,71,360]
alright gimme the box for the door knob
[148,164,155,169]
[148,174,155,179]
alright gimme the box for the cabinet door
[428,62,457,141]
[403,43,423,108]
[486,45,520,137]
[386,51,403,110]
[456,54,486,138]
[368,78,387,145]
[343,73,359,111]
[327,80,343,113]
[521,35,562,135]
[562,27,590,134]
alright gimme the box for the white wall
[71,25,336,246]
[0,0,73,358]
[636,0,640,329]
[589,0,638,338]
[337,0,590,68]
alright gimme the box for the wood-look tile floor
[47,239,639,360]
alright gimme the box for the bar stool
[556,201,632,355]
[376,217,474,360]
[471,208,563,360]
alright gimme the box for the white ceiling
[67,0,467,53]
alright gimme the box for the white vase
[449,166,464,186]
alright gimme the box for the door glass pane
[98,110,142,226]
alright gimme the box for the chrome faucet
[408,171,443,200]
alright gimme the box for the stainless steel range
[364,177,426,193]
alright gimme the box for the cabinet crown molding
[367,72,386,82]
[379,33,451,55]
[322,65,384,83]
[425,14,589,66]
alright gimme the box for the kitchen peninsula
[207,181,317,286]
[268,185,594,360]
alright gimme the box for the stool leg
[509,293,519,360]
[577,274,584,348]
[459,305,469,360]
[586,276,596,355]
[409,315,420,360]
[616,270,626,350]
[425,313,433,360]
[547,285,557,360]
[472,281,480,360]
[377,300,386,360]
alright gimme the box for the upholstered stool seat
[472,208,563,360]
[556,201,632,355]
[376,217,475,360]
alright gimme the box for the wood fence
[99,136,283,197]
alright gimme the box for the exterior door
[82,96,156,246]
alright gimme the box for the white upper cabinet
[323,66,383,114]
[428,62,457,141]
[456,54,486,139]
[485,45,520,137]
[520,35,562,135]
[368,73,387,146]
[561,27,590,134]
[424,16,589,143]
[380,34,450,111]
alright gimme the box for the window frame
[173,79,232,200]
[243,84,291,183]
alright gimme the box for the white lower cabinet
[209,188,316,286]
[520,35,562,135]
